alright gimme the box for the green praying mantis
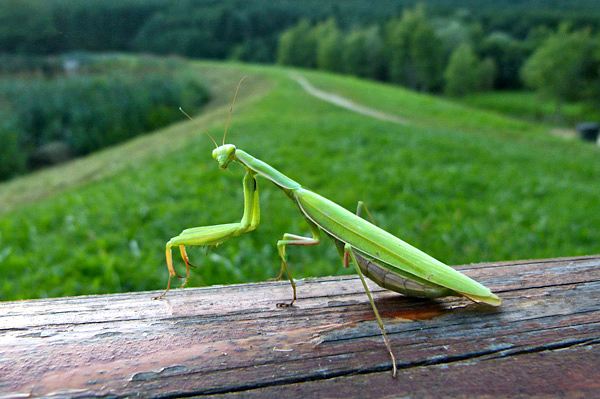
[156,78,501,377]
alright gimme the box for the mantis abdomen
[351,247,457,298]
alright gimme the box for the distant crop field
[0,54,209,180]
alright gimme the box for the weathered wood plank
[0,255,599,398]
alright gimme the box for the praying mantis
[156,78,501,377]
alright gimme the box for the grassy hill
[1,58,598,300]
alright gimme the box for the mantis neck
[234,149,301,191]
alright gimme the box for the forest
[1,1,598,63]
[1,0,599,96]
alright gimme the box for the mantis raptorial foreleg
[276,220,322,307]
[345,243,398,377]
[154,171,260,299]
[178,245,196,286]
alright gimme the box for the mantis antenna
[222,75,247,145]
[179,107,218,149]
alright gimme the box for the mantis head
[210,77,246,170]
[181,76,246,170]
[213,144,236,169]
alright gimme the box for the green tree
[315,19,343,73]
[444,43,497,96]
[433,17,473,56]
[410,20,444,91]
[521,26,600,113]
[385,5,444,92]
[479,57,498,91]
[0,0,60,53]
[342,26,384,80]
[480,31,527,89]
[276,19,317,68]
[524,25,553,52]
[229,39,272,63]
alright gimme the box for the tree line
[276,6,600,103]
[2,0,599,63]
[1,0,599,110]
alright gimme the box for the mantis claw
[276,301,294,308]
[153,274,173,300]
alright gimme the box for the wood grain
[1,255,599,398]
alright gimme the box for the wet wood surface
[1,255,599,398]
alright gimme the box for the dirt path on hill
[290,73,409,125]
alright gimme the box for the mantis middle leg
[275,218,322,307]
[274,201,373,279]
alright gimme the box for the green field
[1,58,599,301]
[460,91,600,127]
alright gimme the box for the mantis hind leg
[356,201,376,224]
[275,218,322,307]
[344,243,397,377]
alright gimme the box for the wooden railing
[1,255,599,398]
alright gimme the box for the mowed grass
[1,60,599,300]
